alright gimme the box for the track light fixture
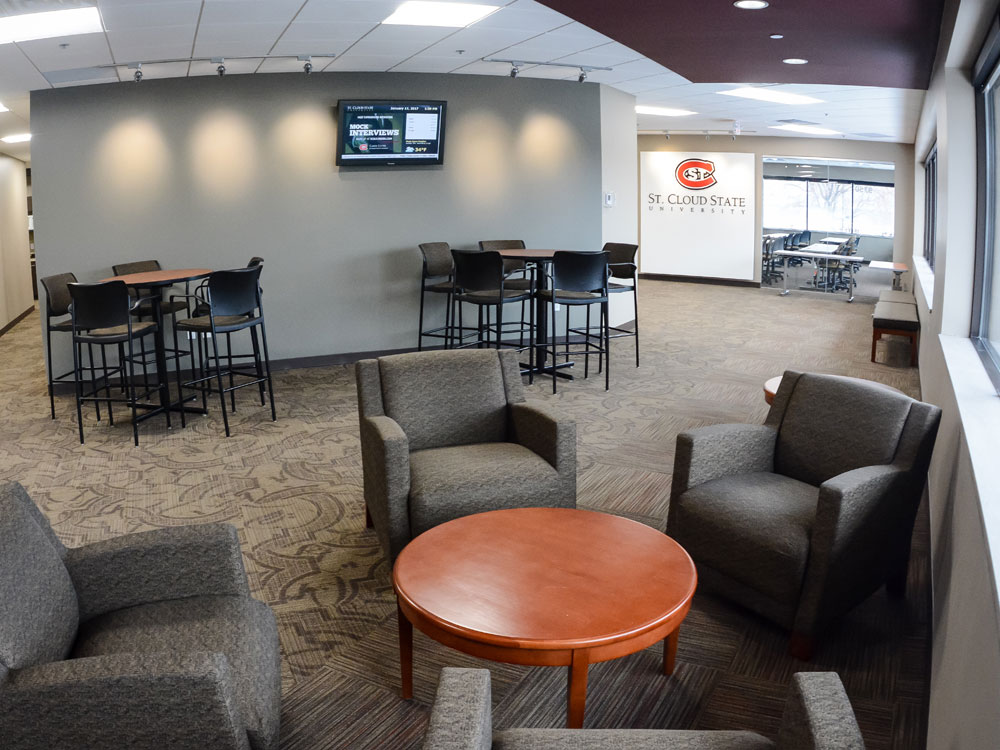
[298,55,313,74]
[510,64,519,78]
[664,131,670,140]
[212,57,225,76]
[131,62,142,82]
[578,68,587,83]
[487,57,612,79]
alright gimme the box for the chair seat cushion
[503,277,534,291]
[607,282,634,293]
[133,299,188,317]
[49,317,74,332]
[76,320,156,343]
[176,315,254,333]
[72,595,280,750]
[455,290,531,304]
[409,443,563,536]
[424,280,454,293]
[494,729,774,749]
[537,289,604,301]
[671,472,818,604]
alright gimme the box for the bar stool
[40,272,83,419]
[539,251,610,393]
[418,242,457,351]
[449,249,534,376]
[603,242,639,367]
[68,280,165,446]
[172,266,276,437]
[478,240,534,346]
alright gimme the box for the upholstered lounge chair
[356,349,576,562]
[0,481,280,750]
[667,371,941,659]
[422,667,865,749]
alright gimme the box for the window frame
[923,144,938,271]
[761,175,896,237]
[972,14,1000,392]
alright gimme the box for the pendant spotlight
[213,57,226,76]
[130,62,142,82]
[578,68,587,83]
[298,55,313,74]
[510,64,519,78]
[487,58,612,81]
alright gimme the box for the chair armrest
[360,414,412,561]
[63,523,250,622]
[509,401,576,475]
[0,652,249,750]
[671,424,777,498]
[776,672,864,750]
[422,668,493,750]
[794,463,908,634]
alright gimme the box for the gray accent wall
[31,72,603,366]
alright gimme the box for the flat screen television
[336,100,446,166]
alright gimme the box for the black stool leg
[227,332,236,412]
[73,339,85,444]
[258,321,276,423]
[172,321,187,429]
[46,324,56,419]
[210,326,231,437]
[417,285,426,351]
[633,283,639,367]
[250,326,266,405]
[604,301,610,391]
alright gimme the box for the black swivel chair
[172,265,276,437]
[540,251,610,393]
[449,249,534,377]
[68,280,165,445]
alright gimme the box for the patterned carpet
[0,279,925,749]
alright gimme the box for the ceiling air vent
[44,67,120,87]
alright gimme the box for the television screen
[336,100,446,166]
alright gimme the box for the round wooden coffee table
[393,507,697,728]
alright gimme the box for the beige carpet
[0,279,925,748]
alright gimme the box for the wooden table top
[497,249,600,261]
[393,507,696,650]
[868,261,909,272]
[101,268,212,287]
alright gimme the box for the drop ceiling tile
[325,53,403,72]
[390,56,467,73]
[417,25,540,59]
[199,0,305,26]
[0,45,51,96]
[107,26,196,62]
[346,24,455,57]
[555,42,644,67]
[274,20,376,45]
[99,1,202,30]
[295,0,401,24]
[196,22,288,42]
[16,33,114,73]
[451,59,517,76]
[44,66,120,87]
[474,0,572,32]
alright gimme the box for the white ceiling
[0,0,927,162]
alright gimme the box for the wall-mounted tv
[336,100,446,167]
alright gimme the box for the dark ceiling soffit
[536,0,946,90]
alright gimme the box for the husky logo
[675,159,717,190]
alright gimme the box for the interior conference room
[0,0,996,748]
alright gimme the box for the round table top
[497,249,600,261]
[101,268,212,287]
[393,507,696,651]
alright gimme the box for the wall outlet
[603,190,616,207]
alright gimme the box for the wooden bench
[872,299,919,366]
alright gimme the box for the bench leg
[871,328,880,363]
[910,332,918,366]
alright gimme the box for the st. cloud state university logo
[675,159,717,190]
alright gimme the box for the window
[973,17,1000,389]
[762,177,894,236]
[923,146,938,270]
[763,179,807,229]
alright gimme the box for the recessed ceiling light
[0,7,103,45]
[782,58,809,65]
[719,87,822,105]
[382,1,498,27]
[770,34,784,39]
[635,105,697,117]
[734,0,769,8]
[770,124,839,136]
[1,133,31,143]
[0,101,8,113]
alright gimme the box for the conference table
[497,248,602,379]
[775,245,864,302]
[101,267,211,422]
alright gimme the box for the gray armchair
[667,371,941,659]
[356,349,576,562]
[0,481,280,750]
[422,667,864,749]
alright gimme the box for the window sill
[912,253,935,311]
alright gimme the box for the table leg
[780,256,790,296]
[566,650,589,728]
[663,627,680,675]
[398,603,413,700]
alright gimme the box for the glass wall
[762,176,895,237]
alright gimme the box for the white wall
[31,72,605,369]
[0,154,32,331]
[638,135,915,283]
[600,84,638,326]
[909,1,1000,745]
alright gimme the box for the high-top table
[497,248,602,379]
[101,268,212,421]
[393,507,697,728]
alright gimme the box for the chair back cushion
[40,273,78,317]
[773,373,914,486]
[378,350,509,451]
[0,482,79,671]
[419,242,453,278]
[68,280,132,331]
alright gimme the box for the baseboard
[0,306,33,338]
[638,273,759,288]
